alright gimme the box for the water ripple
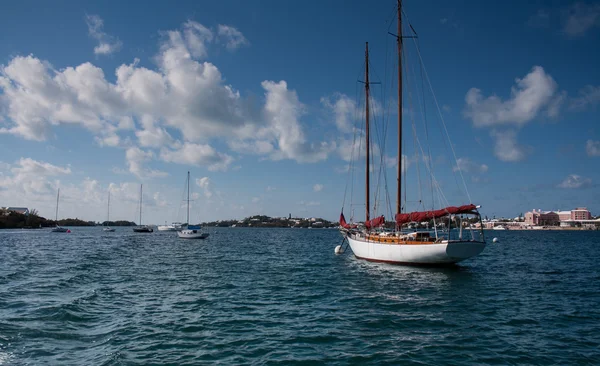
[1,228,599,364]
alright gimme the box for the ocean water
[1,227,599,365]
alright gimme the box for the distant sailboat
[133,184,153,233]
[177,171,209,239]
[51,188,69,233]
[103,191,115,232]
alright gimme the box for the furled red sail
[365,215,385,229]
[339,212,356,229]
[395,204,478,225]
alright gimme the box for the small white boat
[157,223,176,231]
[176,171,209,240]
[133,184,153,233]
[493,225,507,230]
[103,191,115,232]
[51,188,70,233]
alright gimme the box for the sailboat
[103,191,116,232]
[133,184,153,233]
[338,0,486,265]
[177,171,209,239]
[51,188,69,233]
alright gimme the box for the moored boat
[337,1,486,265]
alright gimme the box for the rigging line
[406,38,430,209]
[403,46,423,211]
[410,36,472,203]
[417,38,436,211]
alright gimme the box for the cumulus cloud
[86,15,122,55]
[262,80,335,163]
[0,158,71,196]
[586,140,600,156]
[557,174,592,189]
[321,93,357,133]
[490,130,528,162]
[160,142,233,171]
[0,19,334,175]
[464,66,561,127]
[125,147,168,178]
[196,177,213,198]
[217,25,249,50]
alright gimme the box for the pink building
[571,207,591,220]
[525,209,560,226]
[525,207,593,226]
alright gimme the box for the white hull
[51,226,69,233]
[157,225,177,231]
[177,229,209,239]
[346,235,485,265]
[103,227,115,232]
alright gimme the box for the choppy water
[1,227,599,365]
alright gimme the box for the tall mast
[186,171,190,225]
[365,42,370,224]
[107,191,110,222]
[140,184,143,226]
[56,188,60,221]
[396,0,403,215]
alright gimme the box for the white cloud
[86,15,123,55]
[313,184,323,192]
[570,85,600,110]
[0,19,336,173]
[464,66,560,127]
[266,186,276,192]
[557,174,592,189]
[262,80,335,163]
[490,130,528,162]
[563,3,600,37]
[251,196,260,203]
[217,25,249,50]
[586,140,600,157]
[196,177,213,198]
[321,93,357,133]
[0,158,71,202]
[160,142,233,171]
[453,157,489,173]
[125,147,168,178]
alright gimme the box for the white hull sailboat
[177,171,209,240]
[51,188,69,233]
[103,191,115,232]
[338,1,485,265]
[133,184,153,233]
[157,223,176,231]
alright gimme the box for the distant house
[5,207,29,216]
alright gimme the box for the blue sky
[1,0,599,224]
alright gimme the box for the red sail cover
[395,204,478,225]
[339,213,356,229]
[365,215,385,229]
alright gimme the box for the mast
[55,188,60,221]
[186,171,190,226]
[365,42,370,224]
[396,0,403,215]
[107,191,110,222]
[140,184,143,226]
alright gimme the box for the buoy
[67,229,71,233]
[492,237,498,243]
[334,245,343,254]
